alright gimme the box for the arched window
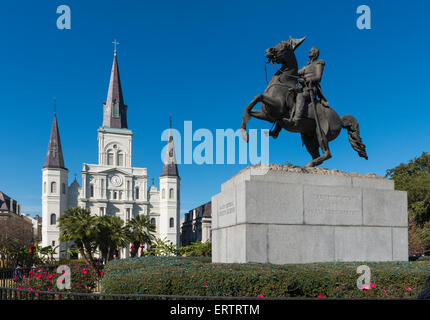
[50,213,56,225]
[169,217,174,228]
[169,188,174,199]
[118,152,124,166]
[162,189,165,199]
[107,151,114,166]
[43,182,46,194]
[90,184,94,197]
[50,182,57,193]
[135,187,140,200]
[62,183,66,194]
[113,191,117,200]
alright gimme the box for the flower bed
[101,257,430,298]
[14,264,102,294]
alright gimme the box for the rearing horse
[239,37,368,167]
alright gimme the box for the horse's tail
[341,115,368,160]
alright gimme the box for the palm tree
[58,207,98,268]
[95,215,128,264]
[126,215,155,257]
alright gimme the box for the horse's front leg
[240,94,281,142]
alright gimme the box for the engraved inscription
[306,193,361,215]
[218,201,235,216]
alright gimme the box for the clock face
[110,175,122,187]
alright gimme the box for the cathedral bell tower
[159,116,180,247]
[41,107,68,258]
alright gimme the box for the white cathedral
[41,49,180,259]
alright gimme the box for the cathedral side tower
[41,112,68,258]
[159,118,180,247]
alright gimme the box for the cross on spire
[54,97,56,114]
[112,39,119,55]
[169,113,172,129]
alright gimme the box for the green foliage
[386,152,430,255]
[179,241,212,257]
[58,207,98,266]
[144,238,179,256]
[101,257,430,298]
[386,152,430,225]
[58,207,158,265]
[126,215,155,257]
[96,215,128,263]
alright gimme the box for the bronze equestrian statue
[239,37,368,167]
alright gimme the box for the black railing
[0,286,279,300]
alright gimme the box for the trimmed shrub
[101,257,430,298]
[179,241,212,257]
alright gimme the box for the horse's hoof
[240,128,249,143]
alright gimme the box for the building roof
[0,191,11,211]
[202,201,211,218]
[161,119,179,177]
[102,52,128,129]
[43,113,66,170]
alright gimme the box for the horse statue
[239,37,368,167]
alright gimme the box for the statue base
[211,165,408,264]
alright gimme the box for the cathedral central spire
[102,42,128,129]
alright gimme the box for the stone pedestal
[211,165,408,264]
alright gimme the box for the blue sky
[0,0,429,216]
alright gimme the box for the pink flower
[382,289,387,294]
[317,294,324,299]
[35,293,39,296]
[407,286,412,292]
[370,283,376,289]
[83,270,88,274]
[100,271,104,276]
[13,277,17,281]
[37,269,42,273]
[361,285,370,291]
[257,294,264,298]
[204,282,208,287]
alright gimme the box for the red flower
[257,295,264,298]
[204,282,208,287]
[100,271,104,276]
[317,294,324,299]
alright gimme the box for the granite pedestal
[211,165,408,264]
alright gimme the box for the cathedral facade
[41,50,180,258]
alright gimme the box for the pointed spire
[161,115,179,177]
[102,42,128,129]
[44,110,66,170]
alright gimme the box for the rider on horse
[292,46,329,125]
[266,46,330,138]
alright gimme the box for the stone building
[24,214,42,243]
[41,48,180,258]
[180,201,211,246]
[0,191,33,246]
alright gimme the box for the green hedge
[101,257,430,298]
